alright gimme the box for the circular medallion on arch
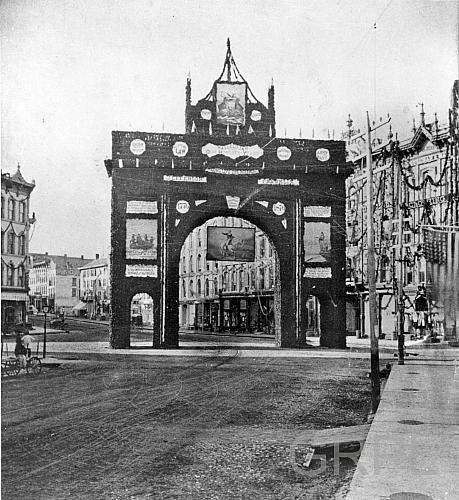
[272,202,286,216]
[251,110,262,121]
[200,109,212,120]
[172,141,189,157]
[277,146,292,161]
[130,139,146,155]
[176,200,190,214]
[316,148,330,162]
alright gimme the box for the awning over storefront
[72,301,87,311]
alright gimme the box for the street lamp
[42,305,49,358]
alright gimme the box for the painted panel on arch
[206,226,255,262]
[126,219,158,260]
[216,83,246,126]
[303,222,331,264]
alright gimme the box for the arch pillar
[319,294,346,348]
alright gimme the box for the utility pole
[365,111,381,414]
[396,151,405,364]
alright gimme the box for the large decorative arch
[105,41,350,349]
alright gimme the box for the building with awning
[72,301,88,315]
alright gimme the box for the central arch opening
[178,216,279,345]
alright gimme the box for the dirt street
[2,354,372,499]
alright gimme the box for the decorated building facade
[345,81,459,340]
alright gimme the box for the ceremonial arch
[104,41,351,349]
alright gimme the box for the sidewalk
[346,352,459,499]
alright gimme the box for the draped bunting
[1,220,27,237]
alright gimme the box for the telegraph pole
[396,151,405,364]
[365,111,381,413]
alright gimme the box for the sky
[1,0,457,258]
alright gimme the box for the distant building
[1,165,35,331]
[179,217,277,334]
[78,256,110,318]
[28,253,93,314]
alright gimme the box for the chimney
[45,252,48,256]
[96,253,100,260]
[81,255,84,260]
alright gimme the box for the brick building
[28,253,92,315]
[179,216,277,333]
[1,165,35,331]
[78,256,110,318]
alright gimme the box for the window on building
[7,264,14,286]
[19,202,25,223]
[1,231,4,254]
[17,265,24,287]
[419,270,425,284]
[239,270,244,291]
[1,197,5,218]
[259,268,265,290]
[197,279,202,296]
[8,199,14,220]
[7,231,14,254]
[223,271,228,291]
[197,254,202,272]
[260,237,265,258]
[205,278,209,296]
[19,235,26,255]
[231,271,237,291]
[189,279,194,296]
[213,278,218,295]
[198,228,202,247]
[72,288,77,297]
[182,280,186,298]
[189,256,193,273]
[72,277,77,286]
